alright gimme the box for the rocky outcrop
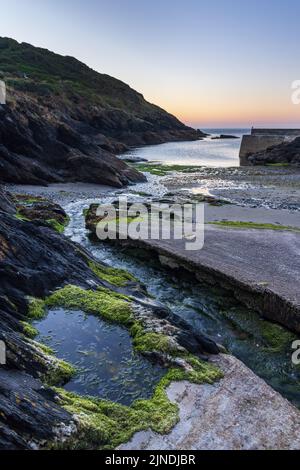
[0,187,14,213]
[0,101,145,187]
[0,37,204,187]
[249,136,300,166]
[0,370,75,450]
[212,134,238,140]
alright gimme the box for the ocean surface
[124,128,250,167]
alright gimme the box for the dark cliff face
[0,37,203,186]
[249,137,300,166]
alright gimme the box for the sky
[1,0,300,128]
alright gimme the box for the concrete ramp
[102,224,300,333]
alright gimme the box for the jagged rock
[0,370,75,449]
[0,187,14,213]
[132,302,220,355]
[249,136,300,166]
[120,156,149,163]
[0,104,144,187]
[212,134,239,140]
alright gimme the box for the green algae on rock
[46,285,133,325]
[132,329,177,355]
[131,162,203,176]
[44,359,77,387]
[15,211,31,222]
[88,260,138,287]
[13,195,70,233]
[28,297,47,320]
[20,321,38,339]
[219,305,297,354]
[28,339,77,386]
[45,217,70,233]
[53,356,222,450]
[31,340,55,356]
[259,321,297,353]
[208,220,300,232]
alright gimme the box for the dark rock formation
[212,134,239,140]
[0,186,14,213]
[0,370,74,450]
[13,194,69,231]
[0,102,144,187]
[248,137,300,166]
[120,157,149,163]
[0,37,204,187]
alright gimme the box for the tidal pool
[34,308,166,406]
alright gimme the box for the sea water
[122,129,250,167]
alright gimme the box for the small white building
[0,80,6,105]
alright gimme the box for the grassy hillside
[0,37,202,186]
[0,37,174,117]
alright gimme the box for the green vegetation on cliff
[88,260,137,287]
[0,36,187,119]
